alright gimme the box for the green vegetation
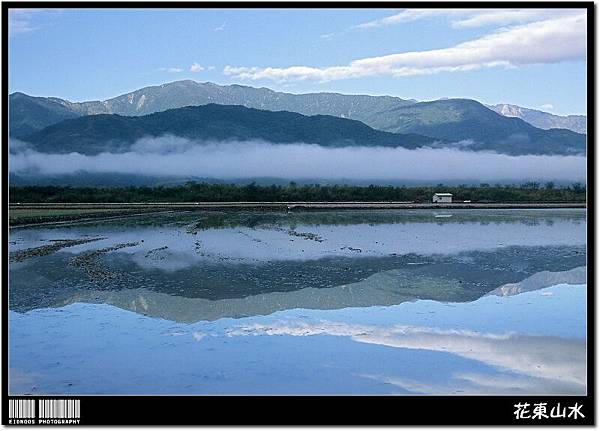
[9,92,81,138]
[23,104,435,155]
[376,99,586,155]
[9,182,586,204]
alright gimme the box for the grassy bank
[8,208,161,227]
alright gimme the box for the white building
[432,193,453,203]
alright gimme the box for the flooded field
[8,209,587,395]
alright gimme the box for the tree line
[9,182,587,203]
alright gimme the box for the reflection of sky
[8,210,588,394]
[228,322,585,393]
[9,284,586,395]
[9,213,586,269]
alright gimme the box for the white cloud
[190,63,205,72]
[320,33,335,40]
[214,22,226,32]
[159,67,183,73]
[354,8,581,29]
[8,9,43,36]
[8,9,65,37]
[9,139,587,182]
[541,103,555,111]
[224,13,586,83]
[452,9,580,28]
[354,9,461,29]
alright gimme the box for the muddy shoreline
[9,202,587,223]
[9,210,175,228]
[9,202,586,229]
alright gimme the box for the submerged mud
[9,237,106,263]
[69,242,141,286]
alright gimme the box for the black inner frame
[1,2,595,425]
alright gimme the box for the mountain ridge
[22,103,439,155]
[10,80,587,138]
[487,103,586,134]
[20,103,585,157]
[10,81,587,157]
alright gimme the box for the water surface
[9,209,587,394]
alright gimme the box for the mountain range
[22,104,437,155]
[488,104,586,134]
[10,81,415,138]
[10,80,587,157]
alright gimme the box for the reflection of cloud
[454,372,583,394]
[193,331,206,341]
[362,371,584,395]
[228,321,586,394]
[97,221,587,266]
[9,368,41,394]
[11,217,586,269]
[130,249,200,272]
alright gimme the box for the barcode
[38,399,80,419]
[9,399,35,419]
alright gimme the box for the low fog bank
[9,137,587,183]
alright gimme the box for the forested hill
[20,102,586,156]
[22,104,438,155]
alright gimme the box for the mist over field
[9,136,586,183]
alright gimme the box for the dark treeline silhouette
[9,182,587,203]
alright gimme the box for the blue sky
[8,8,587,115]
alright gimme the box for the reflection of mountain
[10,251,586,322]
[487,266,586,297]
[9,210,586,320]
[39,274,433,323]
[228,320,586,394]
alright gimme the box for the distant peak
[173,79,198,84]
[159,79,200,88]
